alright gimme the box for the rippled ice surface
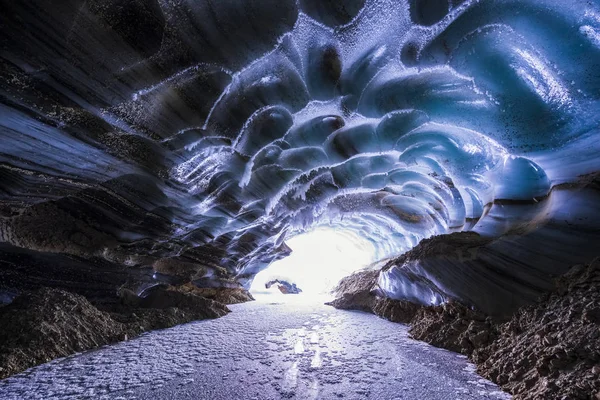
[0,297,510,399]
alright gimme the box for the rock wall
[476,258,600,399]
[0,283,252,379]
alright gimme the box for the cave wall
[1,0,599,310]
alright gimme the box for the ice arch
[0,0,599,314]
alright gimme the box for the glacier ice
[0,0,599,311]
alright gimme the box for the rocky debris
[0,284,234,379]
[106,305,227,334]
[555,171,600,191]
[171,283,254,305]
[409,301,497,356]
[0,246,256,380]
[371,297,422,324]
[477,258,600,400]
[0,288,125,379]
[325,290,374,312]
[265,279,303,294]
[328,257,600,400]
[330,269,378,299]
[325,270,378,311]
[134,284,228,316]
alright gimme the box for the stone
[0,288,126,379]
[0,285,234,378]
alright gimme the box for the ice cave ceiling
[1,0,599,315]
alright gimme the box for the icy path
[0,296,510,400]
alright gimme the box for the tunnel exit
[249,228,375,299]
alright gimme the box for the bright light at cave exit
[250,227,375,298]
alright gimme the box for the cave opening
[249,227,376,301]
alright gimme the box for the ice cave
[0,0,599,399]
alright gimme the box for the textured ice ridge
[0,0,599,304]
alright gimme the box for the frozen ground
[0,295,511,399]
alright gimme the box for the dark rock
[326,291,375,312]
[326,270,420,322]
[158,283,254,305]
[0,288,126,379]
[371,297,422,324]
[0,284,233,379]
[138,285,230,318]
[325,269,378,311]
[408,301,497,356]
[476,257,600,399]
[117,286,142,307]
[331,269,379,297]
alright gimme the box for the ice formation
[0,0,599,312]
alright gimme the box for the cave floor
[0,296,510,400]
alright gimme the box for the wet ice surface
[0,296,511,400]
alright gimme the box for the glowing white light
[249,227,375,298]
